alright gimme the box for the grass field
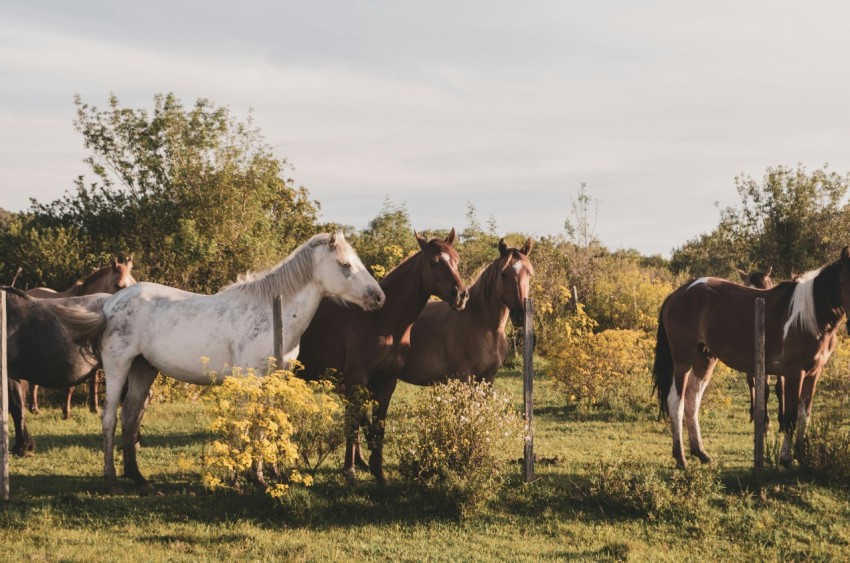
[2,369,850,562]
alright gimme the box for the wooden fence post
[1,290,9,501]
[523,297,535,482]
[571,286,579,313]
[272,295,284,369]
[754,297,766,481]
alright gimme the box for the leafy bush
[545,309,654,417]
[796,407,850,484]
[393,380,523,518]
[201,368,344,501]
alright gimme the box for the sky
[2,1,850,257]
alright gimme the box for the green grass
[3,371,850,561]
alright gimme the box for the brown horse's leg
[120,361,158,495]
[746,372,756,422]
[353,422,370,471]
[88,373,99,414]
[685,355,716,464]
[9,379,35,455]
[28,382,40,415]
[775,376,785,431]
[367,377,398,485]
[341,374,370,485]
[62,386,73,420]
[667,365,690,469]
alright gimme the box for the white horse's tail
[46,298,108,360]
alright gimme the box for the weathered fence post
[272,295,284,369]
[571,285,579,313]
[523,296,535,482]
[1,290,9,501]
[754,297,766,481]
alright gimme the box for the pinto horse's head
[839,247,850,332]
[497,238,534,327]
[416,228,468,310]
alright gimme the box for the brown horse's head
[109,256,136,292]
[415,228,468,310]
[498,237,534,327]
[839,247,850,331]
[737,266,773,289]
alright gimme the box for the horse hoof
[343,468,359,486]
[138,484,161,497]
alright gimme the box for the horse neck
[61,282,87,297]
[77,268,111,295]
[225,242,318,304]
[812,262,845,332]
[377,253,431,332]
[466,264,509,332]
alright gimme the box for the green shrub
[393,380,523,518]
[797,407,850,484]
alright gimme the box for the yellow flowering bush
[546,307,654,416]
[201,367,344,500]
[394,380,523,517]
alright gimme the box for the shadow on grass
[0,473,455,531]
[24,430,208,454]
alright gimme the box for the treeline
[2,93,848,412]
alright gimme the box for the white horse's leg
[667,367,689,469]
[101,353,132,494]
[120,359,158,495]
[685,357,715,464]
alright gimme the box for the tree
[21,93,319,292]
[352,197,418,279]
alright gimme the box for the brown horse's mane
[466,249,533,315]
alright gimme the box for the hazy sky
[2,1,850,256]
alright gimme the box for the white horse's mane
[783,267,823,339]
[221,233,342,301]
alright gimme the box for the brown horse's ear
[766,265,772,277]
[520,237,533,256]
[737,268,749,282]
[112,257,119,270]
[445,227,457,246]
[328,232,338,249]
[498,238,508,256]
[842,246,850,262]
[415,230,428,250]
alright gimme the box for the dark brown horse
[402,237,533,385]
[653,249,850,468]
[2,287,110,455]
[298,230,468,484]
[26,258,135,417]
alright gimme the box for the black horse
[3,287,109,454]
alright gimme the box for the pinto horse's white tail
[46,299,108,360]
[652,298,674,418]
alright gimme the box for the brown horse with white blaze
[298,229,468,484]
[653,249,850,468]
[26,257,135,417]
[402,237,533,385]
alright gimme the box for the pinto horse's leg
[779,370,804,466]
[367,377,398,485]
[120,360,158,495]
[685,355,716,464]
[9,378,35,455]
[793,370,821,459]
[667,365,690,469]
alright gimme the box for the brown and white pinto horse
[653,249,850,468]
[26,257,135,417]
[298,230,468,484]
[402,237,533,385]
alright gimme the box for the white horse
[52,232,383,494]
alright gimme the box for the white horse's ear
[415,230,428,250]
[445,228,457,246]
[328,233,337,249]
[498,238,508,256]
[521,237,533,256]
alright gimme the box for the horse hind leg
[88,373,99,414]
[685,354,716,464]
[120,359,159,495]
[667,364,690,469]
[62,386,74,420]
[101,354,134,494]
[9,379,35,455]
[27,382,40,415]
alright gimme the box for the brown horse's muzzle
[450,287,469,311]
[509,307,525,328]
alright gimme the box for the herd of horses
[3,228,849,493]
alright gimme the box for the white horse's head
[314,232,384,311]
